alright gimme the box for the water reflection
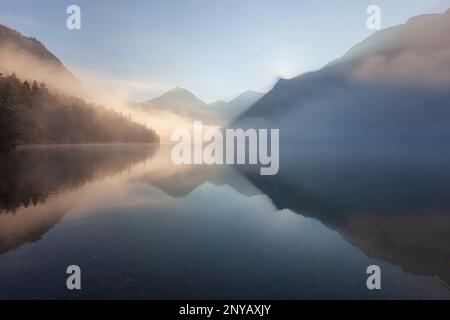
[240,148,450,288]
[0,145,448,298]
[0,144,157,213]
[0,144,157,254]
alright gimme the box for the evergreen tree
[0,81,17,152]
[0,73,160,148]
[31,81,39,95]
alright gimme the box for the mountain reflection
[239,148,450,287]
[127,146,450,288]
[133,148,261,198]
[0,145,448,293]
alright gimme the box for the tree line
[0,73,159,152]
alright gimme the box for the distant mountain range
[135,86,216,122]
[0,24,83,96]
[235,9,450,148]
[132,87,264,125]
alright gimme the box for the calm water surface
[0,144,449,299]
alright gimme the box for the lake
[0,144,449,299]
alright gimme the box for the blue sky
[1,0,448,102]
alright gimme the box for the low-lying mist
[0,40,200,142]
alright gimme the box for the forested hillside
[0,73,159,151]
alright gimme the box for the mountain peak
[137,86,216,121]
[170,86,189,93]
[233,90,264,101]
[243,89,263,95]
[154,86,204,105]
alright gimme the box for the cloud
[350,11,450,87]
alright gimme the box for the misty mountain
[235,9,450,148]
[133,88,263,126]
[136,87,217,122]
[0,25,160,150]
[0,24,83,96]
[209,90,264,124]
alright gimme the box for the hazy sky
[1,0,448,102]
